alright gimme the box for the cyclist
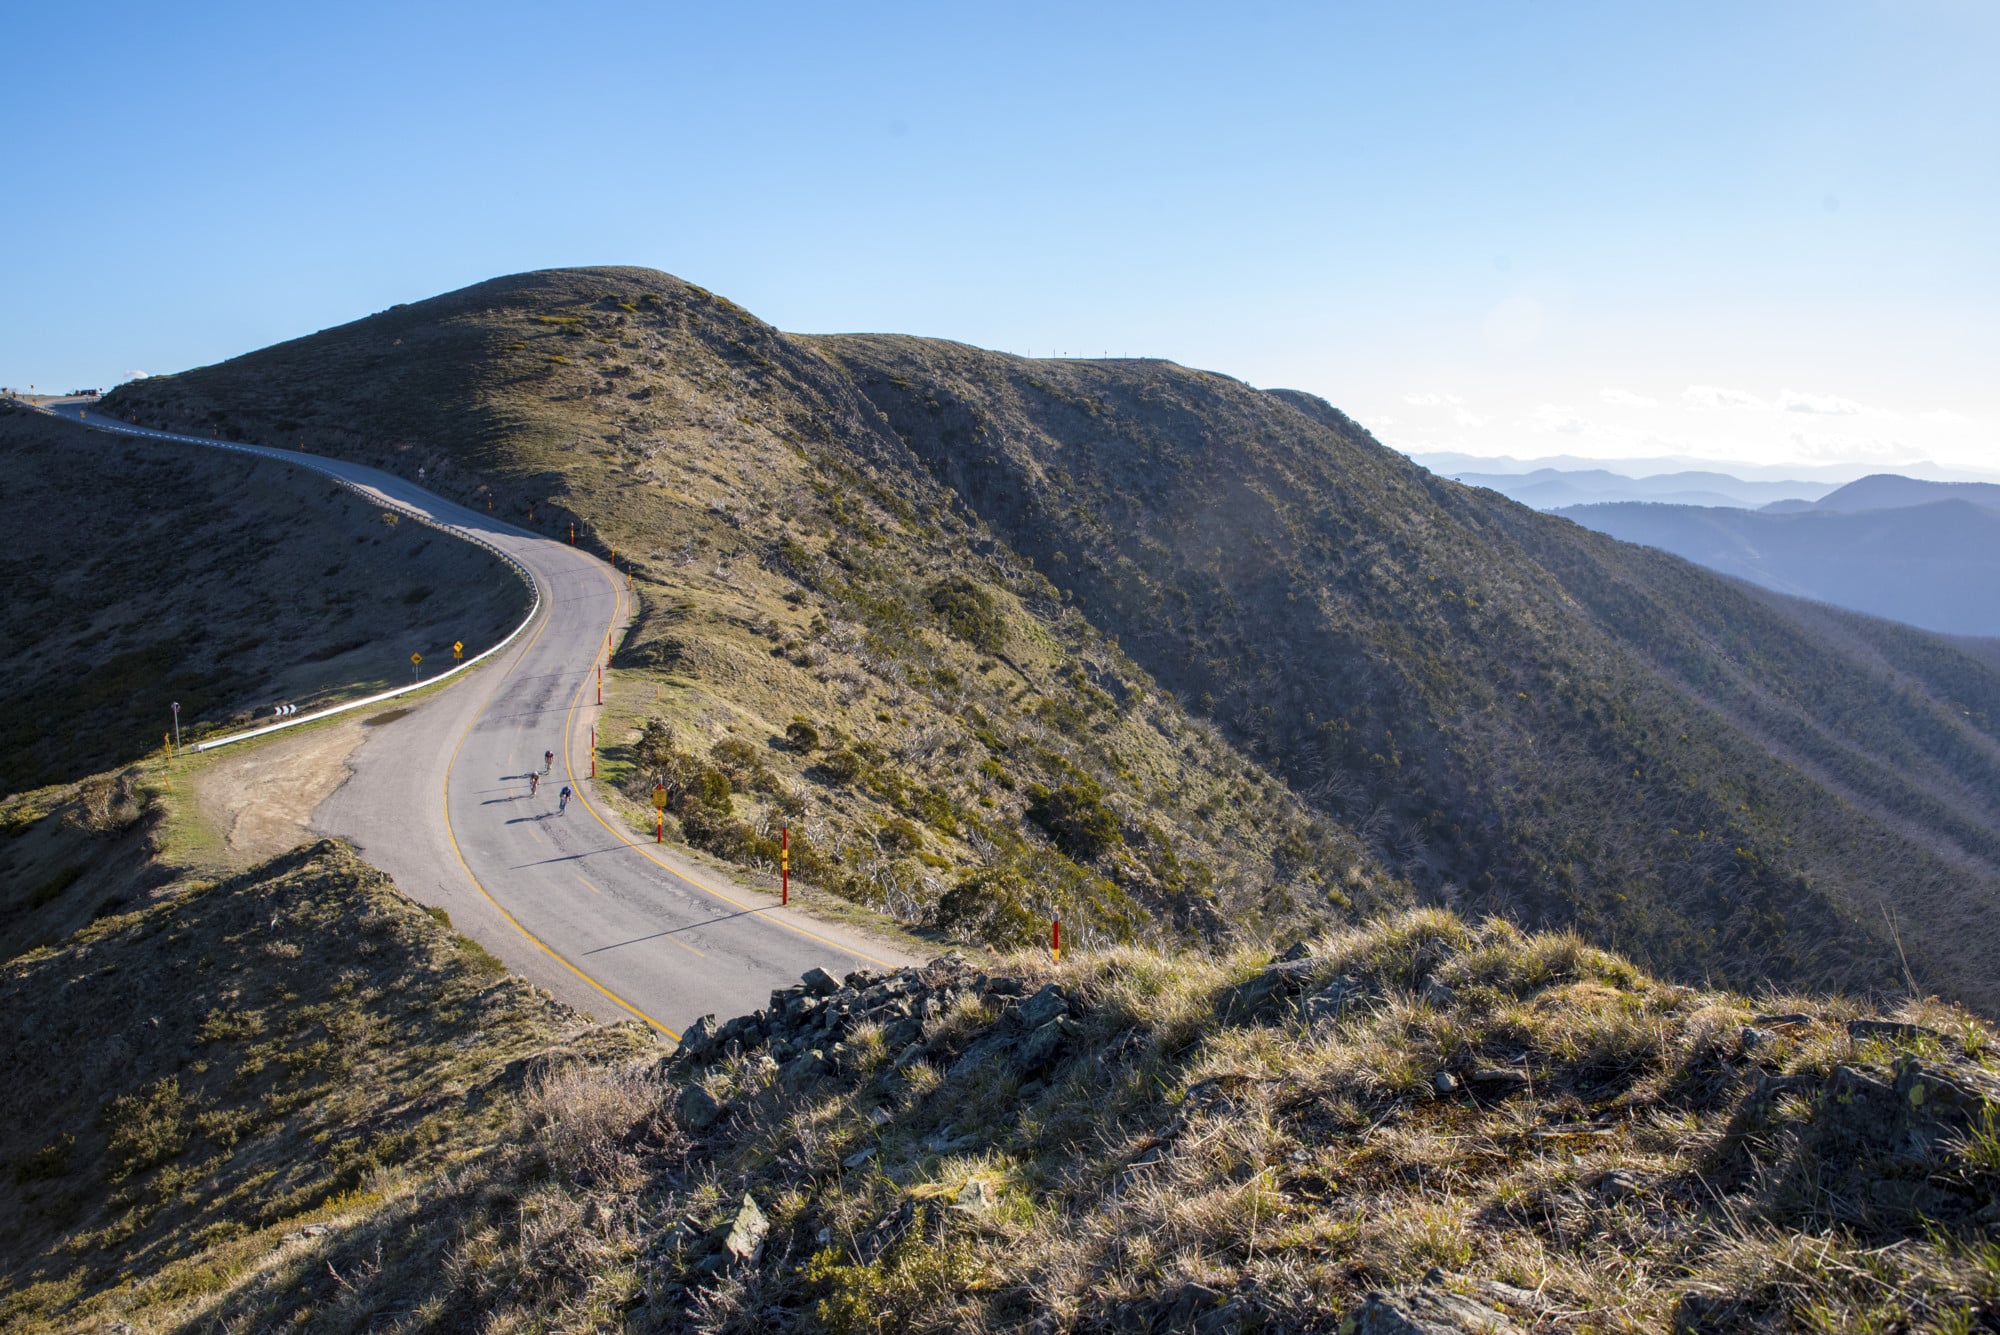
[544,749,554,773]
[558,784,572,815]
[529,772,539,796]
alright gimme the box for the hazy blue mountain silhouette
[1559,496,2000,637]
[1450,467,1830,510]
[1801,473,2000,514]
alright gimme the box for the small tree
[928,578,1007,653]
[1026,777,1123,861]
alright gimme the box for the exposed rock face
[722,1195,768,1263]
[1016,982,1071,1029]
[676,1083,724,1131]
[1723,1028,2000,1235]
[1346,1285,1523,1334]
[1215,956,1321,1022]
[671,952,1097,1092]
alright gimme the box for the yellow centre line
[439,568,679,1040]
[559,565,897,968]
[576,874,601,894]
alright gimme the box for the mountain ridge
[98,266,2000,1013]
[1811,473,2000,514]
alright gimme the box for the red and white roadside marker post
[589,725,596,779]
[781,825,790,905]
[1052,917,1062,963]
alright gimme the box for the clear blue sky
[6,1,1995,472]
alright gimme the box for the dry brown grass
[639,913,1999,1333]
[4,874,1995,1331]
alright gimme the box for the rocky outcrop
[1345,1286,1523,1334]
[1723,1022,2000,1235]
[667,955,1095,1134]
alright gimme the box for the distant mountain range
[1782,473,2000,515]
[1411,450,2000,488]
[1447,467,1834,511]
[1557,474,2000,637]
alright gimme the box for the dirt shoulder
[194,715,371,865]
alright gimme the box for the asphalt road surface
[62,402,915,1037]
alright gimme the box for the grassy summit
[102,268,1392,956]
[102,267,2000,1012]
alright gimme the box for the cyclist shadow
[504,814,558,825]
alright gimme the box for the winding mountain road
[61,403,913,1037]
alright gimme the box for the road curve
[64,404,915,1036]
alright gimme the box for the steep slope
[103,269,1388,956]
[102,268,2000,1011]
[1554,498,2000,637]
[0,833,655,1333]
[814,337,2000,1007]
[0,401,528,795]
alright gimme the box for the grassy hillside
[0,834,656,1332]
[4,817,1994,1331]
[0,401,529,796]
[102,269,1394,957]
[816,339,2000,1006]
[101,268,2000,1011]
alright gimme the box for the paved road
[60,402,914,1036]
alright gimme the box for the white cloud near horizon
[1368,382,1994,476]
[1528,404,1589,435]
[1599,387,1659,408]
[1786,430,1925,464]
[1400,391,1484,427]
[1681,384,1884,418]
[1777,388,1866,416]
[1682,384,1771,411]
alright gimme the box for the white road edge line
[39,405,544,753]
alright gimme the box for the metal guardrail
[42,405,545,753]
